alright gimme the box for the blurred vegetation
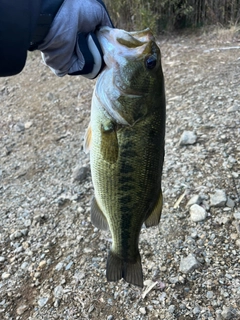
[105,0,240,33]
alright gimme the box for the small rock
[227,103,240,112]
[65,261,73,270]
[72,166,89,183]
[21,262,29,271]
[232,172,238,178]
[206,291,214,299]
[16,305,28,315]
[169,276,178,284]
[236,239,240,247]
[190,229,198,239]
[186,195,202,208]
[139,307,146,315]
[190,204,207,222]
[179,253,199,273]
[221,305,236,319]
[13,122,25,132]
[143,279,155,287]
[10,230,23,240]
[168,305,175,313]
[210,190,227,207]
[24,121,33,129]
[1,272,10,280]
[38,260,47,269]
[193,306,201,314]
[107,316,114,320]
[179,130,197,146]
[233,212,240,220]
[53,285,63,299]
[226,197,235,208]
[0,257,5,263]
[230,233,238,240]
[55,262,64,271]
[38,296,49,308]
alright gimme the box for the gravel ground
[0,27,240,320]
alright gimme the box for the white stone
[179,254,199,273]
[139,307,146,315]
[179,131,197,146]
[190,204,207,222]
[210,190,227,207]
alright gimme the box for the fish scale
[85,27,165,287]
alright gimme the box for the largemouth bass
[85,27,166,287]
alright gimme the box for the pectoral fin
[91,197,109,231]
[101,120,118,163]
[145,190,163,228]
[84,123,92,153]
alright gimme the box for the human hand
[39,0,113,78]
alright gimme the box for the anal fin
[91,197,109,231]
[106,250,143,288]
[145,190,163,228]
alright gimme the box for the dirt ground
[0,27,240,319]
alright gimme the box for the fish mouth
[96,27,156,68]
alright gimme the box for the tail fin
[106,250,143,288]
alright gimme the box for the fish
[84,27,166,288]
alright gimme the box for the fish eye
[145,55,157,69]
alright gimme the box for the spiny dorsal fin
[84,122,92,154]
[91,197,109,231]
[145,190,163,228]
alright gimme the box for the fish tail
[106,250,143,288]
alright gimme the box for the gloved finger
[68,32,104,79]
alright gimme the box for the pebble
[190,204,207,222]
[186,194,202,208]
[227,103,240,112]
[10,230,23,240]
[179,130,197,145]
[226,197,235,208]
[16,305,28,315]
[0,257,5,263]
[221,305,236,319]
[13,122,25,132]
[38,296,49,308]
[206,291,214,299]
[20,262,29,271]
[65,261,73,270]
[236,239,240,247]
[55,262,64,271]
[53,285,63,299]
[179,253,199,273]
[107,316,114,320]
[193,306,201,314]
[168,305,175,313]
[139,307,146,315]
[169,276,178,284]
[210,190,227,207]
[24,121,33,129]
[1,272,10,280]
[72,166,89,183]
[37,261,46,270]
[233,212,240,220]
